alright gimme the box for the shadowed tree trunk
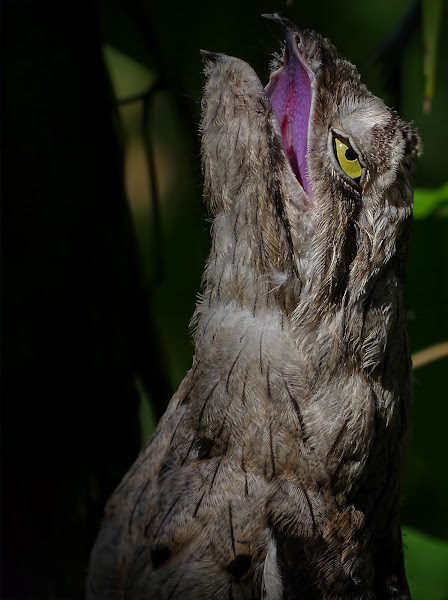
[2,1,172,596]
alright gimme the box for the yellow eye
[333,135,362,183]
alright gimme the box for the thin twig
[412,341,448,369]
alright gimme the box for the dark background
[3,0,448,597]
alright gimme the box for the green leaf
[413,183,448,218]
[404,526,448,600]
[422,0,443,113]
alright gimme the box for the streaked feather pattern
[88,15,420,600]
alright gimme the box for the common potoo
[88,15,420,600]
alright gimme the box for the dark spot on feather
[159,459,173,479]
[196,436,214,459]
[151,544,171,569]
[226,554,252,579]
[181,394,190,405]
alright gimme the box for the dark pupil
[345,146,358,161]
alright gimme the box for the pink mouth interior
[265,40,312,195]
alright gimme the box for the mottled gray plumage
[88,16,420,600]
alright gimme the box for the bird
[87,14,421,600]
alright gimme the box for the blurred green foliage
[414,183,448,217]
[404,527,448,599]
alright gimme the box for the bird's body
[88,17,420,599]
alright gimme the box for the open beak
[265,15,314,196]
